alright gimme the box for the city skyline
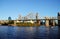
[0,0,60,20]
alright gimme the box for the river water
[0,26,60,39]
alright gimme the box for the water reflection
[0,26,59,39]
[0,26,8,39]
[16,27,36,39]
[58,26,60,39]
[49,26,58,39]
[7,26,16,39]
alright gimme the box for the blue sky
[0,0,60,20]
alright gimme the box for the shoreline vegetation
[0,20,40,26]
[0,19,58,26]
[0,22,58,26]
[0,23,40,26]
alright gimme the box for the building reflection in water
[0,26,8,39]
[45,27,50,39]
[0,26,59,39]
[25,27,35,39]
[7,26,16,39]
[16,27,35,39]
[34,27,39,39]
[49,26,58,39]
[58,26,60,39]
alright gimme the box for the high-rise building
[8,16,12,20]
[58,12,60,26]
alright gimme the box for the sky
[0,0,60,20]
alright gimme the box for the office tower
[8,16,12,20]
[58,12,60,26]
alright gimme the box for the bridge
[0,12,59,26]
[13,12,58,26]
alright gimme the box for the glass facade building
[58,12,60,26]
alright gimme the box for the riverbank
[0,22,40,27]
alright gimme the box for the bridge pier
[37,20,40,26]
[45,19,49,26]
[49,19,55,26]
[14,20,17,26]
[51,17,55,26]
[52,20,55,26]
[45,17,50,27]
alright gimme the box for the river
[0,26,60,39]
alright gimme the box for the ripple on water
[0,26,59,39]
